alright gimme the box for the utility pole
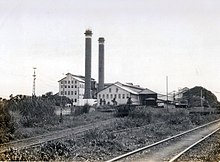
[201,88,203,108]
[60,75,65,123]
[32,67,37,97]
[166,76,168,110]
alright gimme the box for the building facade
[58,73,85,104]
[58,73,97,105]
[97,82,157,106]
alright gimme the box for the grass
[12,110,114,140]
[2,106,220,161]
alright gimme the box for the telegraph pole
[201,88,203,108]
[32,67,37,97]
[60,74,65,123]
[166,76,168,110]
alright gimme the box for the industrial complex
[58,29,162,107]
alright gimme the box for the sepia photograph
[0,0,220,161]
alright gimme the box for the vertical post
[201,88,203,108]
[60,76,65,123]
[166,76,168,110]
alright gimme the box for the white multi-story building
[58,73,85,105]
[58,73,97,106]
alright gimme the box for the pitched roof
[115,82,139,95]
[58,73,84,83]
[98,81,157,95]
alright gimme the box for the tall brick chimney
[98,37,105,91]
[84,29,92,99]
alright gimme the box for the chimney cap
[98,37,105,42]
[84,29,93,36]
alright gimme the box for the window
[75,91,77,95]
[68,85,70,88]
[75,85,77,88]
[65,81,67,84]
[122,94,125,99]
[110,94,113,99]
[118,94,121,99]
[75,81,77,84]
[65,85,67,88]
[106,94,109,99]
[109,88,111,93]
[61,81,63,84]
[71,85,74,88]
[61,91,63,95]
[114,94,117,99]
[127,94,129,98]
[68,81,70,84]
[116,88,118,93]
[72,81,74,84]
[71,91,73,95]
[99,94,101,99]
[65,91,67,95]
[68,91,70,95]
[103,94,105,99]
[75,99,77,102]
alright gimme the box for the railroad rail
[0,118,116,153]
[168,127,220,162]
[106,118,220,162]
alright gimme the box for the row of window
[61,84,84,89]
[61,80,77,84]
[61,91,77,95]
[99,93,129,99]
[61,85,77,89]
[108,88,119,93]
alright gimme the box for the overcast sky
[0,0,220,100]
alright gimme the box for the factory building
[97,82,157,106]
[58,73,97,105]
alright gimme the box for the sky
[0,0,220,100]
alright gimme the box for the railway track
[106,118,220,162]
[0,118,116,154]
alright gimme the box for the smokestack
[84,29,92,99]
[98,37,105,91]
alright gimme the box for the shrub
[115,104,134,117]
[82,104,90,114]
[0,100,14,143]
[8,98,58,127]
[129,106,152,123]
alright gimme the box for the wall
[58,74,85,104]
[97,84,136,106]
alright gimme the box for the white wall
[58,74,84,104]
[97,84,134,105]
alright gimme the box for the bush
[82,104,90,114]
[0,100,14,143]
[115,104,134,117]
[8,98,58,127]
[129,106,152,123]
[73,104,91,116]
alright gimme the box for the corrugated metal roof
[139,89,157,94]
[115,82,139,95]
[58,73,85,83]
